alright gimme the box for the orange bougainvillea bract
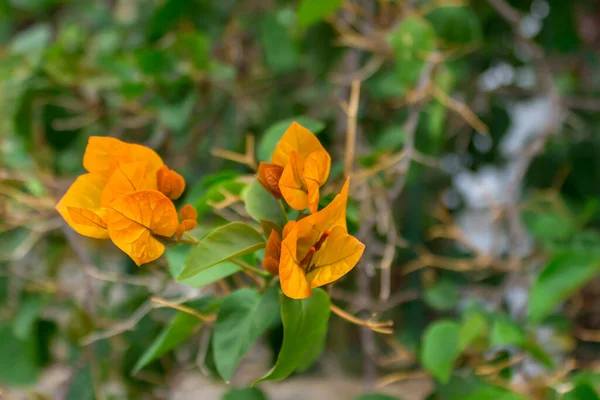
[258,122,331,213]
[264,179,365,299]
[56,136,190,265]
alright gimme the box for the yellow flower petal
[107,190,178,265]
[280,150,308,211]
[279,221,312,299]
[294,178,350,257]
[83,136,163,179]
[272,122,327,167]
[302,150,331,214]
[306,226,364,288]
[67,207,108,230]
[100,161,158,206]
[55,173,109,239]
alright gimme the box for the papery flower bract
[56,136,188,265]
[275,179,365,299]
[257,163,284,199]
[106,190,179,265]
[258,122,331,213]
[83,136,163,180]
[176,204,198,239]
[263,229,282,275]
[56,173,109,238]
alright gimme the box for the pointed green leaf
[214,287,280,382]
[167,245,241,289]
[178,222,265,280]
[255,288,330,384]
[528,251,600,323]
[133,298,218,372]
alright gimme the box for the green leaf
[297,0,343,28]
[179,222,265,280]
[258,117,325,162]
[214,287,280,382]
[134,313,201,373]
[388,16,436,89]
[421,320,460,383]
[259,12,298,73]
[167,245,241,289]
[563,383,600,400]
[441,375,528,400]
[243,179,286,226]
[158,91,198,132]
[489,316,525,347]
[13,295,43,340]
[353,395,401,400]
[176,32,211,69]
[66,366,94,400]
[458,312,487,352]
[223,387,268,400]
[424,280,460,311]
[134,298,217,372]
[528,251,600,323]
[425,6,482,46]
[0,323,39,386]
[255,288,330,384]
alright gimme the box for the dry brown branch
[375,370,429,389]
[150,297,216,323]
[211,134,257,170]
[330,303,394,335]
[343,80,361,177]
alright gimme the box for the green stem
[231,258,271,279]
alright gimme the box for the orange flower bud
[257,162,284,199]
[157,165,186,200]
[263,229,282,275]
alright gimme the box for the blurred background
[2,0,600,399]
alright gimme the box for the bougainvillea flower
[257,122,331,213]
[257,162,284,199]
[263,230,282,275]
[277,179,365,299]
[176,204,198,239]
[157,165,186,200]
[83,136,163,180]
[106,190,179,265]
[56,173,109,239]
[56,136,188,265]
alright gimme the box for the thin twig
[330,303,394,335]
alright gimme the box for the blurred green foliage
[2,0,600,399]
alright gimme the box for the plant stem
[231,258,271,279]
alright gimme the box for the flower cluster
[55,137,196,265]
[258,122,365,299]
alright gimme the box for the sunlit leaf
[178,222,265,280]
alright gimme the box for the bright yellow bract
[55,136,190,265]
[267,179,365,299]
[258,122,331,213]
